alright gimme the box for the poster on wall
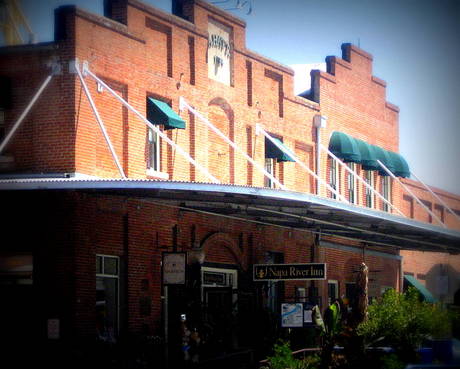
[281,303,304,328]
[163,252,186,285]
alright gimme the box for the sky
[11,0,460,195]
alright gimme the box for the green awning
[329,132,361,163]
[265,137,295,162]
[355,139,379,171]
[373,145,396,176]
[387,151,410,178]
[147,98,185,130]
[404,275,437,303]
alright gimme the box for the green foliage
[267,340,319,369]
[357,287,452,355]
[379,353,406,369]
[323,302,341,337]
[313,302,342,340]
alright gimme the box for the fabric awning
[327,132,410,178]
[387,151,410,178]
[355,139,379,171]
[404,275,437,303]
[329,132,361,163]
[147,98,186,130]
[265,137,295,162]
[373,145,396,176]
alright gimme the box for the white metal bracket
[82,60,89,77]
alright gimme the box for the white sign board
[163,253,186,285]
[281,303,303,328]
[207,19,232,85]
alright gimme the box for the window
[328,157,338,199]
[264,157,275,188]
[365,170,374,208]
[96,255,119,342]
[147,127,160,172]
[347,163,356,204]
[381,286,393,295]
[381,176,391,212]
[328,280,339,305]
[345,282,357,309]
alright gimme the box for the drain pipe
[314,115,327,195]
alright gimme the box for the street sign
[253,263,326,281]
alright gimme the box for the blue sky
[14,0,460,195]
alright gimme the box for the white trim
[0,74,54,154]
[179,98,284,189]
[257,124,348,202]
[75,62,126,179]
[146,168,169,180]
[410,171,460,223]
[347,162,357,204]
[377,159,445,227]
[96,254,120,335]
[321,144,404,216]
[364,170,375,208]
[201,266,238,289]
[81,62,220,184]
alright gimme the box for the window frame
[328,157,339,199]
[365,170,375,208]
[328,280,339,306]
[96,254,120,338]
[381,176,391,212]
[347,162,356,204]
[264,157,276,188]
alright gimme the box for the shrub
[357,287,452,362]
[266,340,319,369]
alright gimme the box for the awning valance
[147,98,186,130]
[328,132,410,178]
[355,138,379,171]
[387,151,410,178]
[265,137,295,162]
[404,275,437,303]
[329,132,361,163]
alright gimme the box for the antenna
[224,0,253,14]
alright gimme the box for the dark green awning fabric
[329,132,361,163]
[404,275,437,303]
[147,98,185,130]
[387,151,410,178]
[373,145,396,176]
[265,137,295,162]
[355,139,379,171]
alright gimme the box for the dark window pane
[104,257,118,276]
[96,256,103,274]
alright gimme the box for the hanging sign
[253,263,326,281]
[163,252,186,285]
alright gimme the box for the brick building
[0,0,459,365]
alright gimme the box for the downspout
[314,115,327,195]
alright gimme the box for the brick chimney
[172,0,195,22]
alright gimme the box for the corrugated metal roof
[1,177,459,252]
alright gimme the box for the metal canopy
[1,178,459,253]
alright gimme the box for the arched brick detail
[208,97,235,184]
[201,232,246,270]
